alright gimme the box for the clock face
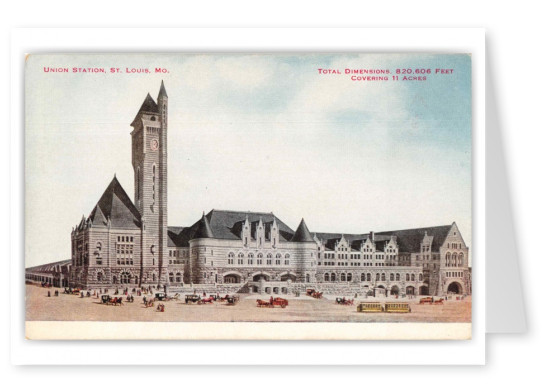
[150,139,159,151]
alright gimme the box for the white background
[1,0,548,389]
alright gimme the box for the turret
[192,212,214,239]
[290,218,314,242]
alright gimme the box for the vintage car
[101,294,111,304]
[384,303,411,313]
[154,292,166,301]
[184,294,201,304]
[357,302,384,313]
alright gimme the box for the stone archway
[406,286,415,295]
[280,273,297,282]
[223,273,241,284]
[419,285,430,296]
[446,281,463,294]
[253,273,271,282]
[390,285,400,296]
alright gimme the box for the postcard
[24,53,472,340]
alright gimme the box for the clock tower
[131,81,169,286]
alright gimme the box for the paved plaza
[26,284,471,323]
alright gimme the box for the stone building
[26,82,471,297]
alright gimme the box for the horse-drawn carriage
[306,288,323,299]
[256,297,288,308]
[335,297,354,306]
[219,294,239,305]
[433,298,444,305]
[154,292,166,301]
[198,296,215,304]
[101,295,123,305]
[419,297,434,304]
[185,294,201,304]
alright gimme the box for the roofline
[209,209,276,216]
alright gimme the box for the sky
[25,53,471,267]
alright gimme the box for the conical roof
[89,176,141,229]
[158,80,167,98]
[290,218,314,242]
[138,93,158,113]
[192,212,215,239]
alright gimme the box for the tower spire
[158,80,168,98]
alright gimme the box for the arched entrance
[420,286,429,295]
[224,274,241,284]
[253,273,270,282]
[280,273,296,282]
[390,285,400,295]
[406,286,415,295]
[447,281,463,294]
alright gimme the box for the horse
[199,296,215,304]
[256,299,273,308]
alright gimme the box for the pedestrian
[47,291,51,297]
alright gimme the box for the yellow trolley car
[384,303,411,313]
[356,302,384,313]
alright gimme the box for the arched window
[347,273,352,282]
[446,252,451,266]
[284,253,290,265]
[238,252,244,265]
[275,253,281,266]
[121,272,131,284]
[176,273,182,283]
[419,273,423,282]
[396,273,400,281]
[361,273,365,282]
[406,274,410,281]
[266,253,272,265]
[97,271,103,282]
[227,252,235,265]
[381,273,386,281]
[341,273,346,282]
[390,273,395,281]
[331,273,336,282]
[411,274,415,282]
[366,273,371,282]
[376,273,380,281]
[459,253,464,266]
[169,273,174,283]
[324,273,329,282]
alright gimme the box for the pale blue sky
[25,53,471,267]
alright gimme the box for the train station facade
[25,82,471,297]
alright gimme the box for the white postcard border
[11,27,485,365]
